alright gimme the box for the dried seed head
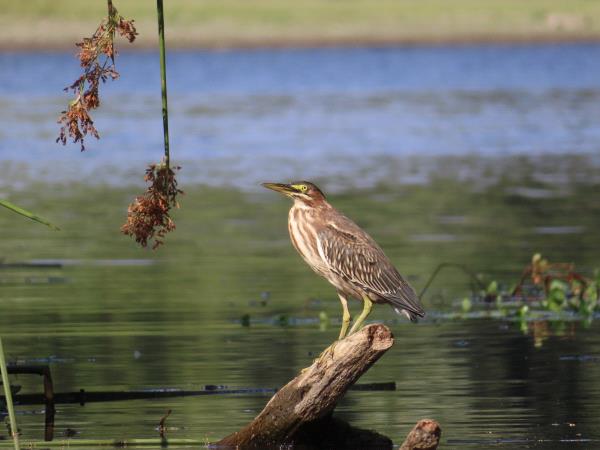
[57,3,136,151]
[117,18,138,43]
[121,164,183,249]
[56,98,99,151]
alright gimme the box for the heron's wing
[317,223,424,318]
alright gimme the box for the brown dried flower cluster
[57,3,137,151]
[121,163,183,249]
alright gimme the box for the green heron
[262,181,425,339]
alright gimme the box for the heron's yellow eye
[300,185,308,192]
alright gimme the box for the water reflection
[0,167,598,447]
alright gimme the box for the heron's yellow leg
[308,294,356,364]
[338,292,352,340]
[349,295,373,334]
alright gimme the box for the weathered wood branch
[218,323,441,449]
[218,323,394,448]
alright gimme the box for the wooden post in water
[218,324,441,449]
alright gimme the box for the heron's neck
[292,197,330,210]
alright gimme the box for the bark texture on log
[218,323,394,448]
[399,419,442,450]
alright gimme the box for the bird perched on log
[262,181,425,339]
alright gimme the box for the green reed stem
[0,338,20,450]
[156,0,170,169]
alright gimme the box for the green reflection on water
[1,160,600,448]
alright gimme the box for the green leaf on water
[318,311,329,324]
[518,304,529,318]
[518,305,529,334]
[486,280,498,296]
[519,317,528,334]
[547,279,568,311]
[461,297,472,313]
[0,199,60,230]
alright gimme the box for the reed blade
[0,199,60,230]
[0,338,20,450]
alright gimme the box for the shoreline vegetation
[2,0,600,51]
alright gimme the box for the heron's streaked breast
[288,205,328,276]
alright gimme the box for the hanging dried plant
[57,1,137,151]
[56,1,182,248]
[121,162,183,249]
[122,0,181,249]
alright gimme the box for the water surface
[1,44,600,448]
[1,44,599,186]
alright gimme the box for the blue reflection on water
[1,44,599,186]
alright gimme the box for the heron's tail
[387,283,425,323]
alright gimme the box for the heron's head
[262,181,326,205]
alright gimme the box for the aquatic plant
[56,0,182,248]
[467,254,600,345]
[0,4,123,229]
[458,254,600,319]
[0,199,58,230]
[56,0,137,151]
[513,253,591,299]
[434,254,599,346]
[121,0,182,249]
[512,254,599,315]
[121,162,182,249]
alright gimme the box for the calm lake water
[1,44,600,448]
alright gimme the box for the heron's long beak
[261,182,297,196]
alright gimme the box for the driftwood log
[217,324,441,449]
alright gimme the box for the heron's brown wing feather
[317,221,425,318]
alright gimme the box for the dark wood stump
[400,419,442,450]
[217,323,441,449]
